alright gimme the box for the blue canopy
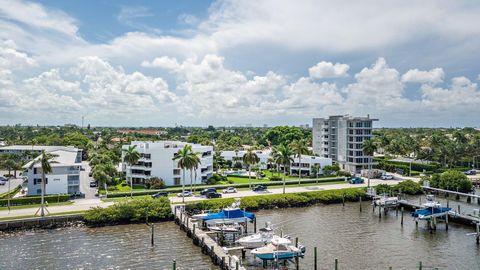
[412,207,451,217]
[201,209,255,222]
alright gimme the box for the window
[349,144,354,149]
[174,177,181,185]
[356,122,363,128]
[355,137,363,142]
[356,151,363,156]
[34,168,37,174]
[364,122,371,128]
[348,122,353,127]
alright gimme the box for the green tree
[28,151,58,217]
[362,138,377,188]
[172,145,197,203]
[243,149,260,188]
[122,145,141,198]
[273,144,294,194]
[439,170,472,192]
[290,139,309,185]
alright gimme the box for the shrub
[146,177,166,189]
[269,176,282,181]
[439,170,472,192]
[392,180,422,195]
[0,194,70,207]
[83,197,173,226]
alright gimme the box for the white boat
[413,195,451,220]
[251,236,305,260]
[207,220,243,233]
[236,222,275,248]
[423,194,441,208]
[373,194,398,207]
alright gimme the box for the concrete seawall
[0,214,84,231]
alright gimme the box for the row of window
[347,158,371,163]
[348,129,372,135]
[348,121,372,128]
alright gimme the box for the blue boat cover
[412,207,451,217]
[201,209,255,222]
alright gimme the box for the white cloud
[401,68,444,84]
[141,56,180,70]
[308,61,349,79]
[0,39,36,69]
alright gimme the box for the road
[0,177,25,195]
[79,161,97,199]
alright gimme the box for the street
[0,177,25,195]
[79,161,97,199]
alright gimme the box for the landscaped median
[102,177,346,198]
[185,187,366,212]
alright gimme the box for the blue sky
[0,0,479,127]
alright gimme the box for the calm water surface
[1,195,480,270]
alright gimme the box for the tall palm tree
[172,145,196,203]
[189,152,201,192]
[290,139,309,185]
[123,145,141,198]
[243,149,260,188]
[273,144,294,194]
[362,138,377,188]
[270,147,280,177]
[29,151,58,217]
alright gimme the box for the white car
[0,180,5,185]
[177,191,193,197]
[222,187,237,194]
[381,174,394,180]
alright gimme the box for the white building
[23,148,82,196]
[122,141,213,186]
[313,115,378,173]
[220,150,332,176]
[0,145,82,159]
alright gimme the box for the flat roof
[0,145,81,151]
[23,149,81,168]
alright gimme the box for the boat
[373,194,398,207]
[207,220,243,233]
[412,195,451,220]
[251,236,305,260]
[196,201,255,224]
[236,222,275,248]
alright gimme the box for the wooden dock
[421,186,480,204]
[173,205,246,270]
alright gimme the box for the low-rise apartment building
[122,141,213,186]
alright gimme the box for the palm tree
[122,145,141,198]
[290,139,309,185]
[172,145,196,203]
[189,152,201,192]
[311,164,321,183]
[273,144,294,194]
[29,151,58,217]
[243,149,260,188]
[362,138,377,188]
[270,147,280,177]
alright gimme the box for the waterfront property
[121,141,213,186]
[312,115,378,174]
[23,148,82,195]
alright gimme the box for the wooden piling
[401,207,404,226]
[242,249,246,259]
[314,246,318,270]
[395,205,398,217]
[236,261,239,270]
[173,260,176,270]
[445,212,448,231]
[467,196,472,203]
[335,258,338,270]
[342,194,345,206]
[419,261,422,270]
[254,217,257,233]
[458,205,461,214]
[446,198,449,208]
[359,196,362,212]
[151,224,154,246]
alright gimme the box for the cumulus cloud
[0,40,36,69]
[401,68,444,84]
[309,61,349,79]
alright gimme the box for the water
[1,195,480,270]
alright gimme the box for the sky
[0,0,479,128]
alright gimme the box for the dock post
[334,258,338,270]
[151,224,154,246]
[193,224,196,236]
[173,260,176,270]
[372,199,375,213]
[401,207,404,226]
[254,217,257,233]
[476,223,480,245]
[242,249,246,259]
[379,206,382,219]
[445,212,448,231]
[221,257,225,269]
[236,261,239,270]
[458,205,461,214]
[244,217,248,233]
[478,197,480,205]
[433,216,437,231]
[467,196,471,203]
[314,246,318,270]
[446,198,449,208]
[419,261,422,270]
[395,205,398,217]
[359,196,362,212]
[295,237,298,247]
[342,194,345,207]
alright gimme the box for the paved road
[0,177,25,195]
[80,161,97,199]
[170,178,408,203]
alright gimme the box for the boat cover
[412,207,451,217]
[201,209,255,222]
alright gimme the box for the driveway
[0,177,25,195]
[79,161,97,199]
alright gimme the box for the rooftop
[0,145,80,151]
[23,149,81,168]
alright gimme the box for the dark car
[151,191,169,198]
[200,187,217,196]
[88,172,93,177]
[205,191,222,198]
[252,185,267,192]
[89,181,97,187]
[464,170,477,176]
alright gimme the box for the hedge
[105,177,346,198]
[0,184,22,199]
[185,188,366,212]
[0,194,70,207]
[83,197,173,226]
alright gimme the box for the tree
[290,139,309,185]
[311,164,321,179]
[439,170,472,192]
[29,151,58,217]
[172,145,197,203]
[362,138,377,188]
[273,144,294,194]
[243,149,260,188]
[122,145,141,198]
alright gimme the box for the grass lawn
[221,176,269,184]
[0,210,86,222]
[0,201,73,211]
[262,170,299,180]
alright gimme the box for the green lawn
[0,201,73,211]
[221,176,269,184]
[0,210,86,222]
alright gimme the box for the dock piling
[458,205,461,214]
[254,217,257,233]
[173,260,176,270]
[151,223,154,246]
[419,261,422,270]
[359,196,362,212]
[401,207,404,226]
[334,258,338,270]
[445,213,449,231]
[314,246,317,270]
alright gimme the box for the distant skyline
[0,0,479,127]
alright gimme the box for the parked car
[88,172,93,177]
[151,191,169,198]
[0,180,5,185]
[205,191,222,198]
[252,185,267,192]
[70,191,85,199]
[348,177,364,184]
[177,191,193,197]
[200,188,217,196]
[222,187,237,194]
[464,170,477,176]
[0,176,7,182]
[381,174,394,180]
[89,181,97,187]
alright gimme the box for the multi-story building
[0,145,82,160]
[23,148,82,195]
[313,115,378,173]
[220,150,332,176]
[122,141,213,186]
